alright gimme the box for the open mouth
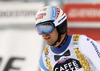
[44,37,51,41]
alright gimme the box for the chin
[46,42,53,46]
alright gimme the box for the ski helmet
[35,6,67,34]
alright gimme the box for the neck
[54,33,67,48]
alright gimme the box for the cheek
[51,30,58,40]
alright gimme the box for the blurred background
[0,0,100,71]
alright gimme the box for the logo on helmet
[35,13,46,20]
[56,7,60,19]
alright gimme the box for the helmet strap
[56,34,68,48]
[51,33,68,48]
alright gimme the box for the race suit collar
[50,35,72,54]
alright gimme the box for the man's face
[42,28,58,45]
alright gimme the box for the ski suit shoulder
[39,46,50,71]
[79,35,100,71]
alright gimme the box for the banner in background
[63,3,100,22]
[0,30,43,71]
[0,2,45,24]
[0,2,45,71]
[68,28,100,40]
[63,3,100,41]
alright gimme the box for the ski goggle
[35,22,55,35]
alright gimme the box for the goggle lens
[35,22,54,35]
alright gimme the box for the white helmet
[35,6,67,34]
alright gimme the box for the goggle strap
[53,13,67,26]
